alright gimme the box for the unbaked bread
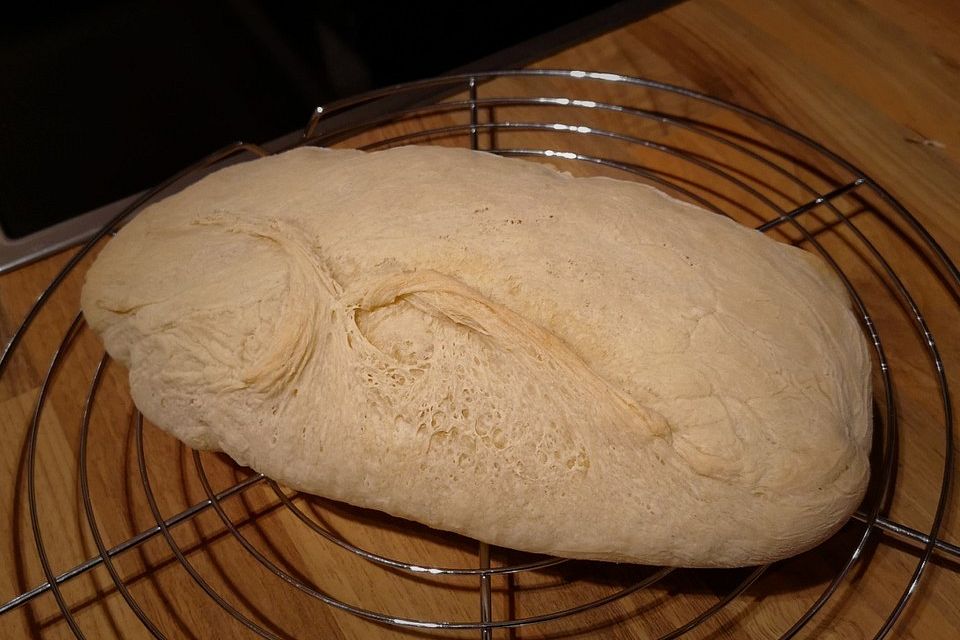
[80,145,871,567]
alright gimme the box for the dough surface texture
[81,145,871,567]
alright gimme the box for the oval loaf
[80,145,872,567]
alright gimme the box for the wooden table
[2,1,958,638]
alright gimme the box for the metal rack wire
[1,69,958,639]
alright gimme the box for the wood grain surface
[2,1,958,638]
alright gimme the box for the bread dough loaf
[81,145,871,567]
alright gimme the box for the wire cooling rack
[1,70,958,639]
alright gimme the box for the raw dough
[81,145,871,567]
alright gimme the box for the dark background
[0,1,668,240]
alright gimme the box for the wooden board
[2,1,958,638]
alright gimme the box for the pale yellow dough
[81,145,871,567]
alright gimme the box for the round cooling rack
[1,69,958,639]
